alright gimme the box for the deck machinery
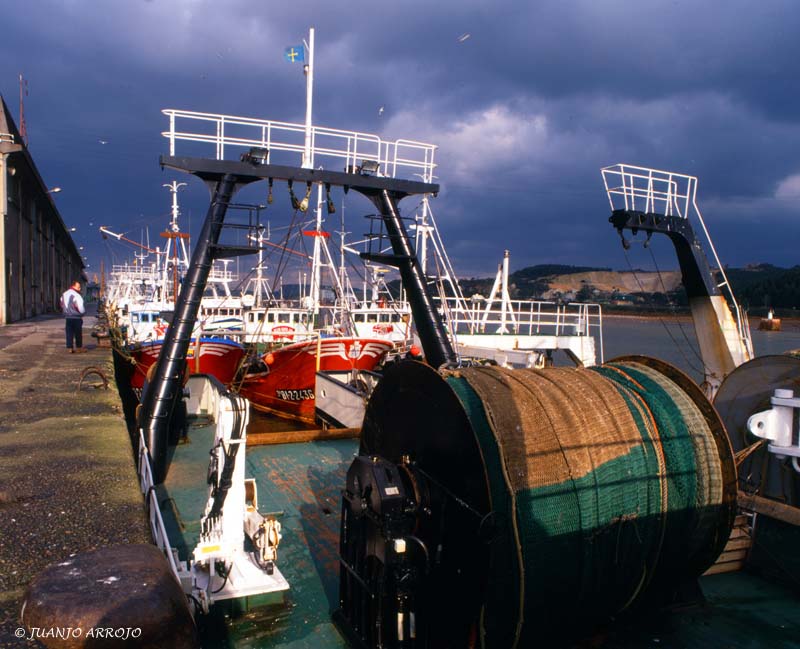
[141,143,800,646]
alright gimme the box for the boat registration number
[276,388,315,401]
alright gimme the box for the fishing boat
[104,184,247,389]
[83,30,800,649]
[238,336,393,422]
[234,180,405,421]
[120,112,800,647]
[128,336,245,390]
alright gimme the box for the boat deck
[160,421,800,649]
[159,421,351,648]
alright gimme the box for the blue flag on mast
[284,45,305,63]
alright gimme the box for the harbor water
[601,315,800,383]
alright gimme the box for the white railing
[602,164,694,218]
[137,431,182,582]
[110,263,160,282]
[439,296,603,342]
[162,109,437,181]
[0,132,15,144]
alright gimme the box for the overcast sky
[2,0,799,281]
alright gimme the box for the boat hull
[239,337,393,422]
[129,337,245,390]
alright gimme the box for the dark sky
[2,0,799,281]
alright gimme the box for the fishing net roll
[446,359,735,647]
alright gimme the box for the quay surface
[0,309,150,647]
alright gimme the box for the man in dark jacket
[60,280,86,353]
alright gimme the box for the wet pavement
[0,308,150,647]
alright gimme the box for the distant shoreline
[603,311,800,328]
[602,312,693,323]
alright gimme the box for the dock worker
[60,279,87,353]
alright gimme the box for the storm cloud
[2,0,798,278]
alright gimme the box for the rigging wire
[621,246,707,378]
[647,245,707,368]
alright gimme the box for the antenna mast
[18,74,28,146]
[161,181,190,303]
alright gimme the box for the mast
[249,226,269,307]
[309,183,323,315]
[302,27,315,170]
[160,181,189,304]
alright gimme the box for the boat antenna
[164,181,187,232]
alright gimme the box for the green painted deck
[593,571,800,648]
[159,419,353,648]
[160,420,800,649]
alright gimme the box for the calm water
[600,315,800,384]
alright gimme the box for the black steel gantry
[137,155,457,483]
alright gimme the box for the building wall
[1,103,83,324]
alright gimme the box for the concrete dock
[0,310,150,647]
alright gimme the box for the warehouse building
[0,96,84,324]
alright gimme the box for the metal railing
[602,164,694,218]
[162,109,437,180]
[439,296,603,341]
[137,430,182,583]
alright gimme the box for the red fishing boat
[129,336,245,390]
[238,337,394,422]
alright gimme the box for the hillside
[544,270,682,295]
[454,263,800,313]
[458,265,682,302]
[383,263,799,313]
[724,264,800,311]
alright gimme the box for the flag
[284,45,305,63]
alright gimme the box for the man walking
[60,280,86,353]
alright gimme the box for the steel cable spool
[714,354,800,503]
[353,356,736,647]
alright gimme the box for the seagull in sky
[457,33,471,43]
[98,139,108,145]
[378,105,385,117]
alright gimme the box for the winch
[336,357,737,648]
